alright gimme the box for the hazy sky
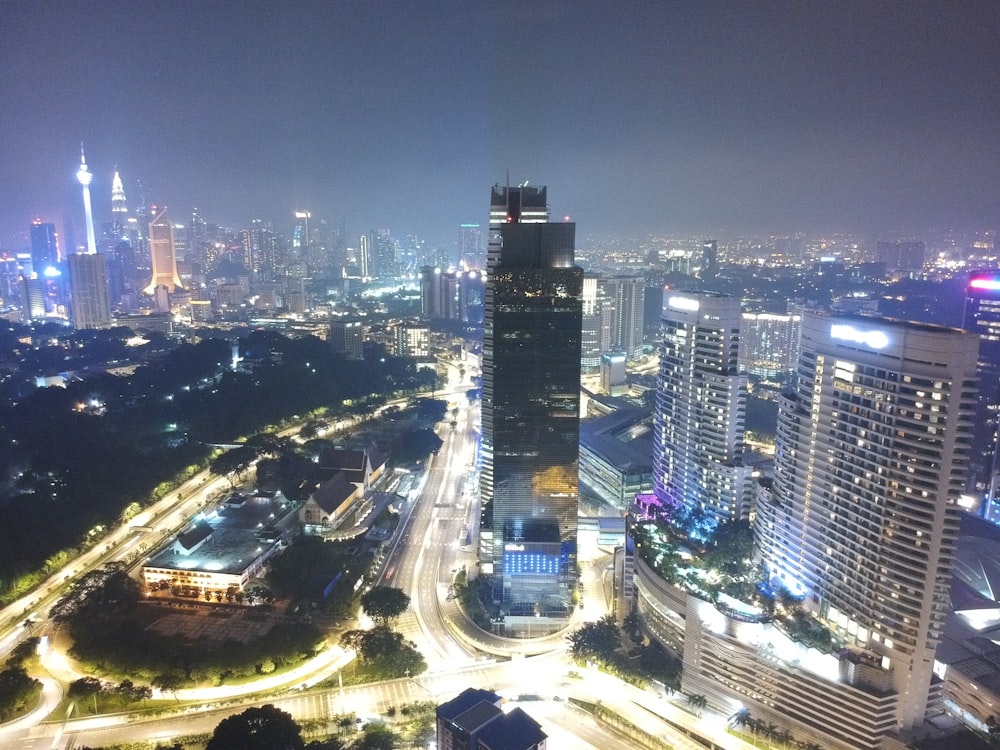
[2,1,999,249]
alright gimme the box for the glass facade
[480,185,582,615]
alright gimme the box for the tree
[210,445,259,487]
[568,615,621,662]
[730,707,751,730]
[340,629,367,655]
[0,666,42,723]
[703,519,755,576]
[353,721,395,750]
[988,715,1000,747]
[360,586,410,626]
[151,672,183,700]
[68,676,104,700]
[305,740,345,750]
[686,693,707,717]
[206,704,305,750]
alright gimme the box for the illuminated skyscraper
[755,313,979,734]
[964,271,1000,520]
[369,229,395,279]
[479,183,582,629]
[699,239,719,278]
[580,272,606,371]
[111,168,128,224]
[293,211,310,254]
[68,252,112,329]
[653,291,750,529]
[76,145,98,256]
[143,207,184,295]
[358,234,371,279]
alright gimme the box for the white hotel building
[638,312,981,749]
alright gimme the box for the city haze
[2,1,999,247]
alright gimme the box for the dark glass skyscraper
[479,184,582,628]
[29,220,58,271]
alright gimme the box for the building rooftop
[580,406,654,473]
[476,706,547,750]
[437,688,502,723]
[453,701,502,734]
[145,494,291,576]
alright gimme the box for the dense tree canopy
[0,329,438,604]
[360,586,410,625]
[339,626,426,681]
[0,666,41,723]
[206,704,304,750]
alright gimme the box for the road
[0,359,755,750]
[385,392,482,667]
[0,469,232,663]
[10,653,755,750]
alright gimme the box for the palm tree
[730,707,751,730]
[988,715,1000,746]
[686,693,708,717]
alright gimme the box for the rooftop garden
[632,497,836,654]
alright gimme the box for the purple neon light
[970,277,1000,291]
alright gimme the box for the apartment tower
[755,313,980,733]
[653,291,751,529]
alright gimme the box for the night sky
[2,1,999,249]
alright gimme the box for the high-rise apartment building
[580,272,606,371]
[875,240,926,274]
[964,271,1000,521]
[756,313,979,733]
[601,275,645,359]
[357,234,371,279]
[68,252,112,329]
[419,266,459,320]
[330,319,364,361]
[143,206,184,295]
[479,183,582,626]
[369,229,395,279]
[580,273,645,372]
[653,291,751,528]
[394,322,430,358]
[738,310,803,378]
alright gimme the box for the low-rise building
[436,688,547,750]
[141,493,296,599]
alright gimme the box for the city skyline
[3,2,1000,249]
